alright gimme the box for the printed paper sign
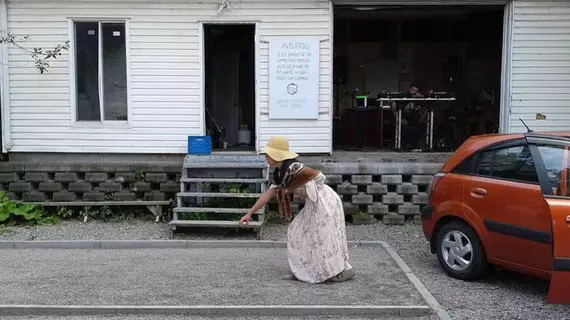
[269,38,320,119]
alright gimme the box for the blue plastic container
[188,136,212,155]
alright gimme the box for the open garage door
[332,2,507,152]
[333,0,508,5]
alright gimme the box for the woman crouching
[239,136,355,284]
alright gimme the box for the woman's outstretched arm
[239,186,279,227]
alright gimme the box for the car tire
[435,220,487,281]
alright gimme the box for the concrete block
[0,173,18,183]
[146,173,168,183]
[352,193,373,205]
[343,202,358,214]
[412,193,428,205]
[13,241,100,249]
[101,240,188,249]
[397,203,421,215]
[55,172,78,182]
[98,182,122,192]
[114,172,136,183]
[52,192,77,202]
[366,183,387,195]
[325,175,343,185]
[9,182,33,193]
[382,193,404,205]
[24,172,48,182]
[397,183,419,195]
[5,192,18,200]
[351,212,377,225]
[160,181,180,193]
[83,192,105,202]
[351,175,372,185]
[381,175,403,185]
[368,203,389,215]
[383,213,405,225]
[85,172,108,183]
[145,191,166,201]
[133,182,152,193]
[38,182,63,193]
[22,191,47,202]
[68,182,93,193]
[337,182,357,195]
[411,175,433,185]
[114,192,136,201]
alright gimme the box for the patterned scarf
[273,159,320,221]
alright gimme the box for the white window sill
[71,121,131,129]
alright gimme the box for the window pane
[477,151,492,176]
[453,155,474,175]
[75,22,100,121]
[102,23,128,121]
[492,146,538,183]
[537,145,570,196]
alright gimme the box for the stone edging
[0,304,432,317]
[0,240,385,249]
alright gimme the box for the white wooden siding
[509,0,570,133]
[5,0,332,154]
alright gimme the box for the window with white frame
[73,21,128,122]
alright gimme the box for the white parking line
[381,241,452,320]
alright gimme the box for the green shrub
[0,191,56,226]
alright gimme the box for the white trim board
[0,0,11,153]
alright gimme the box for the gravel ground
[2,220,570,320]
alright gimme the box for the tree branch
[1,32,70,74]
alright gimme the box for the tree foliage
[1,32,70,74]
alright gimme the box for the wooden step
[180,178,267,184]
[169,220,262,229]
[183,163,267,169]
[178,192,262,198]
[173,207,264,214]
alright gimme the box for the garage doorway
[333,5,505,151]
[203,24,256,151]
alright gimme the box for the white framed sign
[269,38,320,119]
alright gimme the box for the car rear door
[526,135,570,303]
[460,139,553,271]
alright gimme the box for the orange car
[421,132,570,304]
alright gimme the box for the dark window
[453,155,475,174]
[74,21,128,122]
[475,145,538,183]
[537,145,570,197]
[75,22,100,121]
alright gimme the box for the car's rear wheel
[435,220,487,281]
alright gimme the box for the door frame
[198,21,260,151]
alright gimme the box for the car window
[537,145,570,197]
[475,145,538,183]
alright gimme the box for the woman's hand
[239,212,252,227]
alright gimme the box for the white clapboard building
[0,0,569,155]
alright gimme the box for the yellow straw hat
[262,136,299,162]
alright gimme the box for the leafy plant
[0,191,51,226]
[1,33,69,74]
[134,169,146,182]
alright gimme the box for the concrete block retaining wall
[0,156,444,224]
[275,162,443,224]
[0,162,182,204]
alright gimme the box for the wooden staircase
[169,154,269,239]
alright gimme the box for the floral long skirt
[286,175,352,284]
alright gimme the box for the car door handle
[471,188,488,196]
